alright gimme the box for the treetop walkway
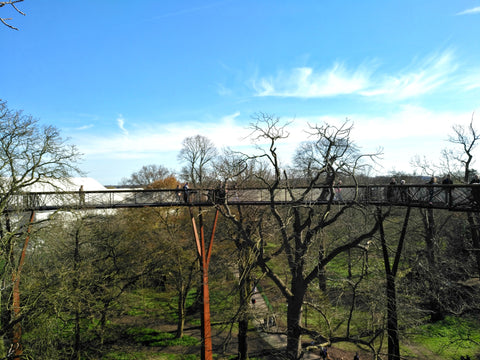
[4,184,480,213]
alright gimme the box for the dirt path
[248,289,369,360]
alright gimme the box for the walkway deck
[4,184,480,212]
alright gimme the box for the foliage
[127,328,199,347]
[0,101,81,357]
[4,117,480,359]
[120,164,174,187]
[123,289,177,320]
[103,351,199,360]
[178,134,218,186]
[409,316,480,359]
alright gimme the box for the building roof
[24,177,107,192]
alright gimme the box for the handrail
[2,184,480,212]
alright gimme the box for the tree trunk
[467,213,480,277]
[237,263,250,360]
[386,274,400,360]
[318,268,327,292]
[99,301,110,346]
[318,247,327,292]
[378,207,410,360]
[73,227,81,360]
[176,287,186,338]
[423,208,436,267]
[347,248,352,279]
[74,308,80,360]
[286,278,305,360]
[238,312,249,360]
[421,208,444,321]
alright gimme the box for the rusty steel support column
[189,207,219,360]
[12,210,35,359]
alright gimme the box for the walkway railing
[4,184,480,212]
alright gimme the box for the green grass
[123,288,174,320]
[408,316,480,359]
[103,352,150,360]
[122,288,199,324]
[103,352,199,360]
[127,327,200,347]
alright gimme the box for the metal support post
[189,207,219,360]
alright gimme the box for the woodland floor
[108,314,372,360]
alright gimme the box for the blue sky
[2,1,480,184]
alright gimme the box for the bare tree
[0,101,81,357]
[212,151,270,360]
[152,208,199,338]
[120,164,173,187]
[178,135,218,187]
[222,113,381,359]
[0,0,25,30]
[446,115,480,183]
[445,115,480,277]
[376,206,411,360]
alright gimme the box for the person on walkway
[183,182,189,203]
[387,177,397,202]
[175,184,182,202]
[79,185,85,206]
[426,176,437,205]
[442,174,453,204]
[334,180,343,202]
[399,179,409,203]
[470,175,480,205]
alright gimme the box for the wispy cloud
[254,63,373,98]
[71,106,480,183]
[288,107,480,175]
[76,124,94,131]
[217,83,233,96]
[254,50,462,101]
[456,6,480,15]
[362,50,457,99]
[116,115,128,135]
[456,67,480,91]
[73,112,251,160]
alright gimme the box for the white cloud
[75,124,94,131]
[361,51,457,99]
[457,6,480,15]
[70,107,480,183]
[220,111,240,126]
[117,115,128,135]
[254,63,373,98]
[456,67,480,91]
[253,50,465,101]
[269,108,480,175]
[351,105,464,142]
[347,107,480,174]
[217,83,233,96]
[72,112,251,160]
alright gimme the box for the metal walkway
[4,184,480,212]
